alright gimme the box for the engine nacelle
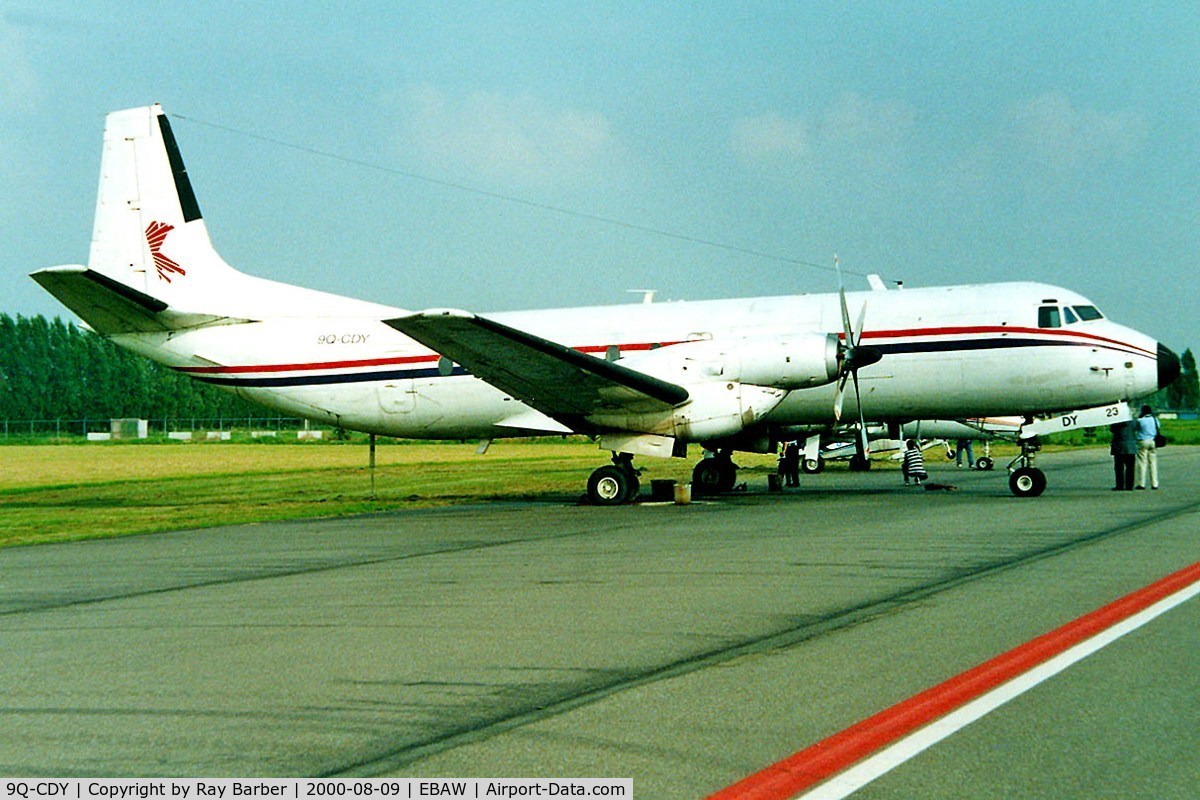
[617,333,840,390]
[586,334,840,445]
[671,381,788,441]
[732,333,840,389]
[587,381,788,443]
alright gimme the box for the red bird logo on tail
[145,221,187,282]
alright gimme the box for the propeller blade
[829,257,881,443]
[852,369,869,458]
[853,300,868,348]
[839,289,853,345]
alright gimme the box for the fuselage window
[1062,306,1079,325]
[1038,306,1061,328]
[1073,305,1103,321]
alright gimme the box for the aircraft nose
[1158,343,1181,390]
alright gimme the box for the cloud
[1003,92,1148,171]
[939,91,1150,207]
[0,15,40,109]
[730,112,810,163]
[730,93,917,180]
[395,84,627,189]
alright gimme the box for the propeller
[831,256,883,464]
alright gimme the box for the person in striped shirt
[902,439,928,486]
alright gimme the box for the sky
[3,1,1197,351]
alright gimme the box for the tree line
[1,312,1197,424]
[1159,348,1200,411]
[0,314,262,423]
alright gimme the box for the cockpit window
[1062,306,1079,324]
[1073,305,1103,321]
[1038,305,1061,328]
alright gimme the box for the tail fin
[88,104,242,312]
[33,104,401,332]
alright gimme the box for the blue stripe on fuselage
[190,335,1130,388]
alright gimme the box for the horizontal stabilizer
[384,310,690,422]
[31,266,249,334]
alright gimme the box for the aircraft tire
[1008,466,1046,497]
[801,457,825,474]
[976,456,994,471]
[848,454,871,472]
[588,465,632,505]
[692,459,736,496]
[625,473,641,501]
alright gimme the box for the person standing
[778,440,800,487]
[955,438,975,469]
[1134,405,1161,490]
[1109,420,1136,490]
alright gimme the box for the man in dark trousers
[1109,420,1137,490]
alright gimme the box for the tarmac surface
[2,446,1199,798]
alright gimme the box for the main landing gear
[586,449,740,505]
[691,450,737,496]
[1007,435,1046,498]
[586,453,641,506]
[848,453,871,472]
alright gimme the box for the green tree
[1178,348,1199,410]
[0,314,266,423]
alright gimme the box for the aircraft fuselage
[111,280,1161,447]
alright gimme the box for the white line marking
[798,581,1200,799]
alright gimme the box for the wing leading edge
[384,310,690,429]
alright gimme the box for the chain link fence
[1,417,340,441]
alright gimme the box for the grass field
[4,420,1195,549]
[0,439,770,548]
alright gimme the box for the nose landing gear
[1007,435,1045,497]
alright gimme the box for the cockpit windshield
[1039,304,1104,328]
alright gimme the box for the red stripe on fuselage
[176,325,1151,377]
[181,354,436,374]
[176,341,678,376]
[853,324,1155,358]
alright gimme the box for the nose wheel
[1008,466,1046,497]
[1007,435,1045,497]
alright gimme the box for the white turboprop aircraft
[32,105,1179,503]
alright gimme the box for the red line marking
[177,341,682,375]
[180,355,438,374]
[707,560,1200,800]
[174,324,1153,377]
[854,324,1154,357]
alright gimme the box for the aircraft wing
[384,310,690,425]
